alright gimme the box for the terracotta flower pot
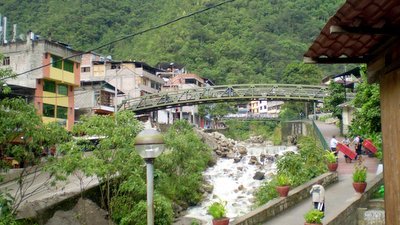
[212,217,229,225]
[353,182,367,193]
[327,162,338,172]
[276,185,290,197]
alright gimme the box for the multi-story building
[0,32,81,130]
[266,101,284,118]
[248,100,284,118]
[80,53,164,98]
[249,100,262,114]
[156,62,209,126]
[74,79,124,120]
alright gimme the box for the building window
[58,84,68,96]
[51,55,63,69]
[2,56,10,65]
[44,80,56,93]
[64,60,74,73]
[111,63,121,69]
[43,104,55,117]
[57,106,68,119]
[81,67,91,72]
[185,79,197,84]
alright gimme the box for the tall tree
[324,81,346,121]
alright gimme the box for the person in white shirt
[310,180,325,213]
[352,135,363,160]
[330,135,338,157]
[343,135,352,163]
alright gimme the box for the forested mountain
[0,0,346,85]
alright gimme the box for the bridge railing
[312,119,329,150]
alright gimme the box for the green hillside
[0,0,345,84]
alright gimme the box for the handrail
[312,120,329,150]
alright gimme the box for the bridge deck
[119,84,349,113]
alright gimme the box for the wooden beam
[303,56,368,64]
[330,25,400,35]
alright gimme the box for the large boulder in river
[237,145,248,155]
[253,171,265,180]
[249,156,259,165]
[248,135,264,143]
[233,157,242,163]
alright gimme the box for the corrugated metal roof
[304,0,400,64]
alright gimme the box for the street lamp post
[134,128,165,225]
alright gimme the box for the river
[183,143,296,224]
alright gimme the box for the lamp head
[134,129,165,159]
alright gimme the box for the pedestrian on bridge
[310,180,325,214]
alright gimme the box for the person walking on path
[310,181,325,213]
[352,135,363,160]
[343,135,352,163]
[330,135,338,157]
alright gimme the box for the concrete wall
[281,121,310,143]
[325,173,384,225]
[233,172,339,225]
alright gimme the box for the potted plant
[275,173,291,197]
[325,151,338,172]
[304,209,324,225]
[352,159,367,193]
[207,199,229,225]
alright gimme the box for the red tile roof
[304,0,400,64]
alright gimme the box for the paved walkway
[264,121,380,225]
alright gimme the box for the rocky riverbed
[175,131,296,224]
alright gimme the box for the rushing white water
[184,144,296,223]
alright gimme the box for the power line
[0,0,236,81]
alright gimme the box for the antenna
[0,14,3,44]
[3,16,7,44]
[12,24,16,42]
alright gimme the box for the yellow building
[0,32,81,130]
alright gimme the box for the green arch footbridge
[119,84,351,113]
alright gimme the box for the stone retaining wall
[233,172,339,225]
[1,165,41,184]
[326,173,384,225]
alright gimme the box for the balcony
[50,67,76,85]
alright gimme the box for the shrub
[372,185,384,199]
[276,174,291,186]
[119,194,173,225]
[207,200,227,219]
[156,120,212,206]
[254,178,279,206]
[353,160,367,183]
[255,136,326,206]
[304,209,324,224]
[324,151,336,163]
[378,185,385,198]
